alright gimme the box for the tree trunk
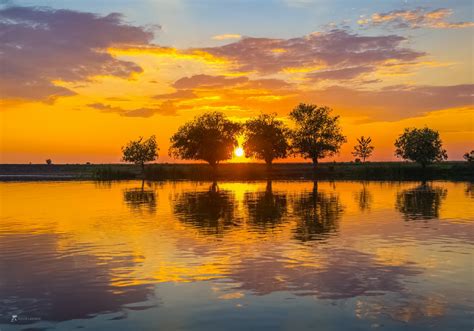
[312,158,318,178]
[140,162,145,179]
[209,161,218,179]
[265,160,273,180]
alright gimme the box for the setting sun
[234,147,244,157]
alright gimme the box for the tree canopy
[121,135,158,170]
[394,127,447,167]
[352,136,374,162]
[243,113,290,165]
[463,150,474,162]
[289,103,346,165]
[169,111,241,167]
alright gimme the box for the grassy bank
[0,162,472,181]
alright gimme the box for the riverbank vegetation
[0,162,471,181]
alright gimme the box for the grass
[0,162,472,181]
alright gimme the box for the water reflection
[0,233,156,324]
[0,180,472,330]
[292,181,344,241]
[354,182,373,212]
[396,183,447,220]
[465,182,474,199]
[244,181,288,230]
[229,248,421,298]
[172,182,240,234]
[123,189,157,215]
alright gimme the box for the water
[0,180,472,331]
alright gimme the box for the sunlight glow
[234,147,244,157]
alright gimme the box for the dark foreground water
[0,181,472,331]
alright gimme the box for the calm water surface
[0,180,473,330]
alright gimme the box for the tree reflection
[354,182,373,212]
[123,181,157,214]
[396,183,447,220]
[172,182,239,235]
[244,181,288,230]
[292,181,344,241]
[465,182,474,199]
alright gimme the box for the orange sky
[0,3,473,163]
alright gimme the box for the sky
[0,0,473,163]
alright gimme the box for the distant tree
[394,127,447,168]
[169,112,241,170]
[289,103,346,169]
[352,136,374,162]
[243,113,290,168]
[121,135,159,175]
[463,150,474,162]
[46,159,52,165]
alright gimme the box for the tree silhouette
[396,183,447,220]
[46,159,52,165]
[121,135,158,175]
[169,112,241,171]
[394,127,447,168]
[352,136,374,162]
[463,150,474,162]
[289,104,346,170]
[292,182,344,241]
[244,181,288,230]
[243,113,290,169]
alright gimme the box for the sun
[234,147,244,157]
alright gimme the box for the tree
[45,159,52,165]
[289,103,346,168]
[352,136,374,162]
[121,135,159,174]
[169,112,241,170]
[463,150,474,162]
[394,127,447,168]
[243,113,290,168]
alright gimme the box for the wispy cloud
[358,8,474,29]
[88,102,179,117]
[212,34,241,40]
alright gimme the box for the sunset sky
[1,0,472,163]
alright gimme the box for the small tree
[122,135,159,175]
[394,127,447,168]
[463,150,474,162]
[352,136,374,162]
[45,159,52,165]
[243,113,290,168]
[169,112,241,170]
[289,103,346,169]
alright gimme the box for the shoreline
[1,162,472,181]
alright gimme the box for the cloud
[0,6,155,101]
[196,29,424,75]
[154,90,196,100]
[358,8,474,29]
[88,102,178,117]
[307,66,374,81]
[173,74,249,89]
[212,34,241,40]
[300,84,474,120]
